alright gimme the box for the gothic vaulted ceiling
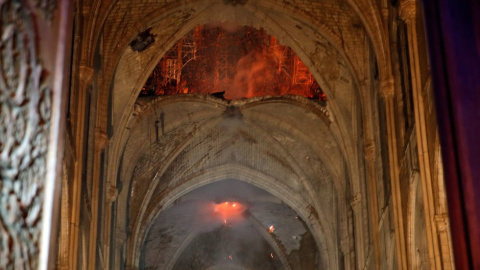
[79,0,391,268]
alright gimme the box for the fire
[140,24,327,103]
[214,201,246,223]
[269,225,275,233]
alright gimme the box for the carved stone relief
[0,1,53,268]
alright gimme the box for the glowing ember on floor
[140,24,327,103]
[269,225,275,233]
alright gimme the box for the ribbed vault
[105,1,379,269]
[120,96,349,269]
[51,0,457,269]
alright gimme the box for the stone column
[87,129,108,270]
[399,0,449,268]
[359,79,383,269]
[434,214,455,269]
[340,237,352,270]
[57,162,70,270]
[102,183,118,270]
[380,77,408,270]
[351,194,366,269]
[70,64,94,270]
[364,141,382,270]
[113,228,128,269]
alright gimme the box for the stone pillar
[87,129,108,270]
[364,141,382,270]
[380,77,408,270]
[434,214,455,269]
[102,183,118,269]
[57,162,70,270]
[399,0,450,268]
[358,78,384,269]
[351,194,365,269]
[70,64,94,270]
[113,228,128,269]
[340,237,352,270]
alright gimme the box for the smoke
[206,21,242,33]
[148,180,267,236]
[143,24,326,102]
[154,200,225,234]
[144,180,282,269]
[228,50,273,99]
[208,220,272,268]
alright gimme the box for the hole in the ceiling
[139,23,327,105]
[130,27,155,52]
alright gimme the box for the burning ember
[140,24,327,103]
[269,225,275,233]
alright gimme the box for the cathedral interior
[1,0,480,269]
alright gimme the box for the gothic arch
[115,96,352,269]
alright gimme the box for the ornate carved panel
[0,1,55,268]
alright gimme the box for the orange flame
[214,202,245,223]
[141,25,327,102]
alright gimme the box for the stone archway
[103,3,374,267]
[64,1,418,269]
[116,96,349,269]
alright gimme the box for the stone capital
[95,129,109,150]
[79,64,94,87]
[116,228,128,245]
[365,140,376,162]
[106,184,118,203]
[399,0,417,22]
[434,214,450,232]
[340,238,351,254]
[351,194,362,212]
[382,7,389,20]
[380,77,395,100]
